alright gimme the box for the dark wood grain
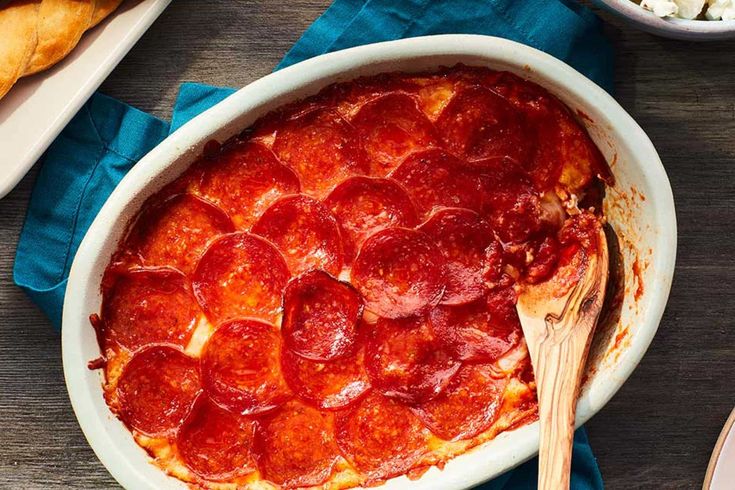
[0,1,733,488]
[586,10,735,489]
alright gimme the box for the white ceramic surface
[0,0,171,199]
[710,424,735,488]
[62,35,677,490]
[705,408,735,489]
[596,0,735,40]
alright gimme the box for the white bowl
[62,34,676,490]
[596,0,735,40]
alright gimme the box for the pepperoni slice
[488,74,564,190]
[251,195,344,276]
[436,85,529,165]
[124,194,234,274]
[281,342,369,410]
[201,319,291,415]
[254,401,340,487]
[390,149,485,218]
[351,93,438,176]
[272,107,367,197]
[281,270,363,361]
[482,179,543,244]
[192,232,289,324]
[324,176,419,263]
[351,228,446,318]
[475,159,543,243]
[365,315,460,404]
[177,395,257,481]
[320,75,414,121]
[413,364,508,441]
[429,289,521,362]
[419,208,496,305]
[335,393,430,482]
[192,142,300,229]
[102,268,199,351]
[117,346,201,437]
[489,73,611,191]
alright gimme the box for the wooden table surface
[1,1,733,488]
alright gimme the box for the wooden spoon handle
[535,336,588,490]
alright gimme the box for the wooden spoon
[516,217,609,490]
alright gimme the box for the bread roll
[0,0,40,99]
[23,0,94,76]
[88,0,122,28]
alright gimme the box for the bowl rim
[597,0,735,38]
[62,34,677,490]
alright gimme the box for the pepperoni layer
[252,195,344,276]
[391,149,485,218]
[125,193,234,274]
[419,208,496,305]
[281,270,363,361]
[254,401,340,487]
[436,85,528,165]
[351,93,437,176]
[413,364,508,441]
[335,393,429,482]
[102,268,199,351]
[430,289,521,362]
[192,142,300,229]
[365,315,460,404]
[324,176,419,263]
[96,65,613,489]
[201,319,291,415]
[281,343,369,410]
[272,107,367,197]
[192,232,289,324]
[177,395,257,481]
[351,228,446,318]
[117,346,201,437]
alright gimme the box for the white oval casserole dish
[62,34,677,490]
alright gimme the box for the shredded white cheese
[639,0,733,19]
[677,0,707,18]
[641,0,679,17]
[706,0,735,19]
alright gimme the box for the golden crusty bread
[88,0,123,28]
[0,0,40,98]
[22,0,94,76]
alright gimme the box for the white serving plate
[0,0,171,199]
[705,408,735,489]
[62,35,677,490]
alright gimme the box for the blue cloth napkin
[14,0,612,488]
